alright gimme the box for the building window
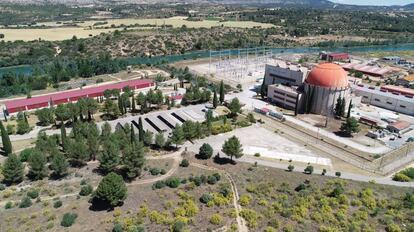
[374,98,380,102]
[363,96,368,99]
[386,102,393,105]
[400,105,406,108]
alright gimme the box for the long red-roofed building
[3,79,154,113]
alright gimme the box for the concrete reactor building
[299,63,351,116]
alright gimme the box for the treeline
[0,53,126,98]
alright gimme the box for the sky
[331,0,414,5]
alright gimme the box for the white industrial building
[264,62,308,87]
[352,84,414,116]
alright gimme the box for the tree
[35,108,55,126]
[260,78,267,99]
[130,126,136,144]
[340,117,360,137]
[123,142,145,179]
[219,81,225,104]
[0,120,12,155]
[213,90,218,108]
[93,172,127,208]
[287,164,294,172]
[50,152,69,178]
[143,130,153,146]
[138,117,144,142]
[131,92,136,112]
[170,124,185,148]
[55,104,71,124]
[28,149,48,180]
[3,154,24,184]
[99,141,120,173]
[155,132,166,149]
[228,97,241,116]
[66,138,89,165]
[60,124,67,149]
[199,143,213,159]
[347,100,353,118]
[221,136,243,161]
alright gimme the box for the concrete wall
[267,85,299,110]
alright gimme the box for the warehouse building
[342,63,394,78]
[4,79,154,113]
[352,84,414,116]
[320,52,350,62]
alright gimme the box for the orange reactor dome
[305,63,349,89]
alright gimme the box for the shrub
[304,166,314,174]
[172,220,186,232]
[112,223,123,232]
[27,189,39,199]
[79,185,93,196]
[160,169,166,175]
[239,195,252,206]
[19,148,33,162]
[335,172,341,177]
[5,201,13,209]
[180,159,189,167]
[54,200,63,208]
[400,168,414,179]
[61,213,77,227]
[80,179,87,185]
[210,214,223,225]
[165,177,181,188]
[213,173,221,181]
[150,168,161,175]
[0,184,5,191]
[207,175,218,185]
[153,181,166,189]
[240,209,259,229]
[393,173,411,182]
[200,193,213,204]
[198,143,213,159]
[19,197,32,208]
[287,165,294,172]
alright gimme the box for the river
[1,43,414,77]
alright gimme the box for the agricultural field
[0,17,275,42]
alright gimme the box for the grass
[1,17,274,42]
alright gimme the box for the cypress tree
[213,90,218,108]
[219,81,225,104]
[347,100,353,118]
[131,126,136,144]
[0,120,12,155]
[60,124,67,149]
[341,97,346,117]
[3,154,24,184]
[131,92,136,112]
[138,117,144,142]
[260,78,267,99]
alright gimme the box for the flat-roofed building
[264,62,308,87]
[267,84,300,110]
[352,84,414,116]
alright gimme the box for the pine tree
[219,81,225,104]
[341,97,346,117]
[340,117,360,137]
[138,117,144,142]
[0,120,12,155]
[213,90,218,108]
[222,136,243,161]
[93,172,127,208]
[98,141,120,173]
[155,132,166,149]
[170,124,185,148]
[3,154,24,184]
[123,142,145,179]
[50,152,69,178]
[28,149,48,180]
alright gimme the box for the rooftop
[389,120,411,131]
